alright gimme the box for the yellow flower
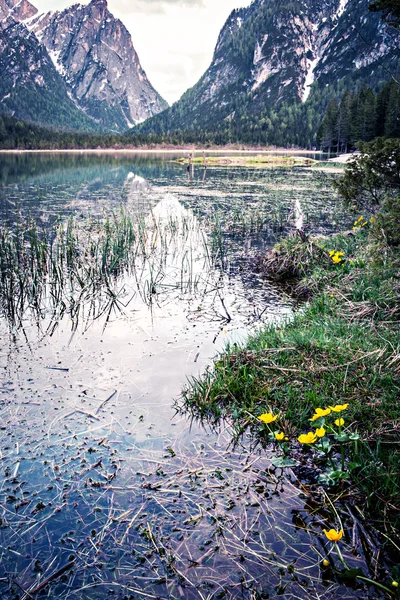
[332,254,343,264]
[330,403,348,412]
[298,432,317,444]
[392,581,399,588]
[370,216,376,223]
[310,407,331,421]
[329,250,335,257]
[335,418,345,427]
[316,427,326,438]
[324,528,343,542]
[258,412,278,424]
[275,432,285,441]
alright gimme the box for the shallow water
[0,153,388,599]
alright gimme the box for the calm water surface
[0,153,386,599]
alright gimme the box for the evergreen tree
[0,117,6,142]
[376,83,393,136]
[385,82,400,136]
[337,90,352,152]
[369,0,400,27]
[320,99,338,152]
[357,86,377,142]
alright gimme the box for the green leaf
[312,416,326,426]
[337,568,364,582]
[271,456,298,468]
[334,433,350,442]
[348,461,361,471]
[318,469,349,485]
[318,472,336,485]
[317,439,332,452]
[348,433,360,440]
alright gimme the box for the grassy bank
[175,154,315,166]
[179,227,400,536]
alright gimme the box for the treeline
[0,114,129,150]
[130,61,399,150]
[1,81,399,152]
[317,81,400,153]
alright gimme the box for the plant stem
[335,543,348,570]
[355,575,395,596]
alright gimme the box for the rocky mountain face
[0,0,99,131]
[28,0,168,130]
[136,0,399,143]
[2,0,36,21]
[0,0,167,132]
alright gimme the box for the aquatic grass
[0,204,241,331]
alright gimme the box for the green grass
[175,155,315,166]
[179,228,400,534]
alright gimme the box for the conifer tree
[358,86,377,141]
[369,0,400,27]
[337,90,352,152]
[0,117,6,142]
[376,83,393,136]
[385,81,400,136]
[320,99,338,153]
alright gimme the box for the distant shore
[0,147,342,155]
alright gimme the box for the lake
[0,152,387,599]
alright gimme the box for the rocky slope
[0,0,99,131]
[28,0,168,130]
[135,0,399,143]
[0,0,167,132]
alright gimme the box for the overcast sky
[32,0,251,104]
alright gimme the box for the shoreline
[0,147,338,156]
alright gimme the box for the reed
[0,204,241,331]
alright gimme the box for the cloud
[33,0,250,103]
[114,0,205,16]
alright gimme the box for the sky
[32,0,251,105]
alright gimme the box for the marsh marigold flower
[316,427,326,438]
[324,528,343,542]
[335,418,345,427]
[298,432,317,444]
[275,432,285,441]
[258,413,278,424]
[330,403,348,412]
[392,581,399,588]
[310,407,331,421]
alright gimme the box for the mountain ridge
[133,0,399,146]
[0,0,168,132]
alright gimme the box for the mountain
[28,0,168,130]
[133,0,400,146]
[0,0,99,131]
[2,0,36,20]
[0,0,168,132]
